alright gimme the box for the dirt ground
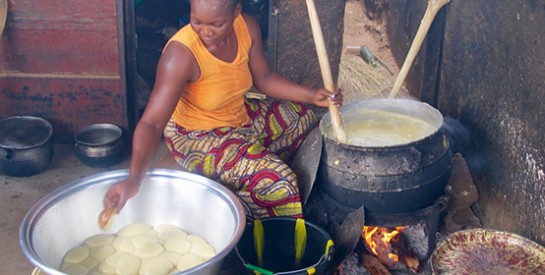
[0,1,397,274]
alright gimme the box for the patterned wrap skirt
[164,98,317,218]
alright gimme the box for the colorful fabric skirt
[164,98,316,218]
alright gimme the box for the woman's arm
[244,14,342,107]
[103,42,199,211]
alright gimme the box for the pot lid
[0,116,53,149]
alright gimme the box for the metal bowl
[74,123,125,167]
[0,116,53,177]
[431,228,545,274]
[19,169,247,274]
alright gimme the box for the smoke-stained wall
[385,0,545,245]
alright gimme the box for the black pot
[318,99,452,214]
[74,124,125,168]
[0,116,54,177]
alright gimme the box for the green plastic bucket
[236,217,334,275]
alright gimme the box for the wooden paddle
[0,0,7,38]
[388,0,451,98]
[305,0,347,143]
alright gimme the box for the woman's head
[189,0,243,46]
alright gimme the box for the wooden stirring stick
[389,0,451,98]
[305,0,348,143]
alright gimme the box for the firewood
[392,233,421,273]
[362,252,391,275]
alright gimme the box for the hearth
[304,184,449,273]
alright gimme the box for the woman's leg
[163,119,303,218]
[245,98,317,163]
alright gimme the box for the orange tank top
[168,15,253,130]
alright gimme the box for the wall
[0,0,129,142]
[386,0,545,245]
[268,0,345,89]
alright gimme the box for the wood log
[362,252,391,275]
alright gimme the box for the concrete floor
[0,143,171,275]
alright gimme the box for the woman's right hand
[103,177,141,213]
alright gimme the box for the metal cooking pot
[0,116,53,177]
[74,123,125,167]
[317,98,452,213]
[19,169,247,275]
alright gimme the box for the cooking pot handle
[1,148,12,160]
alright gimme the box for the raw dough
[113,236,135,253]
[62,263,89,275]
[159,229,188,241]
[134,242,164,258]
[177,253,205,270]
[190,242,216,259]
[62,223,216,274]
[86,234,115,247]
[141,257,173,275]
[90,244,115,262]
[63,246,90,264]
[186,234,207,244]
[164,238,191,254]
[117,223,152,237]
[116,254,141,274]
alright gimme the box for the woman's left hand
[313,87,343,108]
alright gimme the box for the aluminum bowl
[19,169,246,275]
[74,123,125,167]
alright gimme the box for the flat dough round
[190,242,216,259]
[187,234,207,244]
[112,236,135,253]
[141,257,173,275]
[85,234,114,247]
[62,263,89,275]
[117,223,152,237]
[116,254,141,274]
[177,253,205,271]
[164,238,191,254]
[97,260,116,274]
[64,246,90,264]
[159,250,182,266]
[159,229,188,241]
[104,250,129,267]
[154,224,182,234]
[79,256,99,271]
[131,234,159,248]
[134,242,164,258]
[90,244,115,262]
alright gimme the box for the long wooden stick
[305,0,347,143]
[388,0,451,98]
[0,0,7,38]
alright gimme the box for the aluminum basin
[19,169,246,274]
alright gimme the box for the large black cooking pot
[0,116,53,177]
[317,98,452,214]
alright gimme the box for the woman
[103,0,343,219]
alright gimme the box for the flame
[362,226,405,262]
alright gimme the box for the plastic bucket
[236,217,334,274]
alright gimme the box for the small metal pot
[74,123,125,167]
[0,116,53,177]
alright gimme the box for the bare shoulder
[160,41,199,82]
[241,13,261,42]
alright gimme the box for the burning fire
[361,226,420,273]
[363,226,406,264]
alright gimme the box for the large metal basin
[19,169,246,274]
